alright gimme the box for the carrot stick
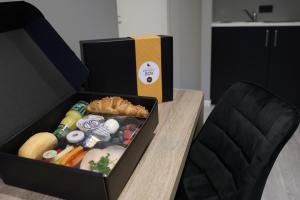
[67,150,87,167]
[59,146,83,166]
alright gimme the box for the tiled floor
[204,105,300,200]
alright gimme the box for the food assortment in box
[18,96,149,176]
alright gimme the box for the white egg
[104,119,120,134]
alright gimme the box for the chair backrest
[188,82,300,200]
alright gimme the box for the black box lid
[0,1,89,144]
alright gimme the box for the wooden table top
[0,89,204,200]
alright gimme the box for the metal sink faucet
[243,9,257,22]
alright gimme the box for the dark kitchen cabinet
[268,27,300,108]
[211,27,270,103]
[211,26,300,109]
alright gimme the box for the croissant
[86,96,149,118]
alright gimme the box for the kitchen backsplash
[213,0,300,22]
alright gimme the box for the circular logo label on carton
[138,61,160,84]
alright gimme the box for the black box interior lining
[0,29,75,146]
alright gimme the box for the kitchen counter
[212,21,300,27]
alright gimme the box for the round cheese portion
[104,119,120,134]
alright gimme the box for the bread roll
[87,96,149,118]
[18,132,58,160]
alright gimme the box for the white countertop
[212,21,300,27]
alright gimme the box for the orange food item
[67,150,87,167]
[59,146,84,166]
[123,139,132,145]
[123,130,132,140]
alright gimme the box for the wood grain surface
[119,89,203,200]
[0,89,204,200]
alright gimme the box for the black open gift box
[0,2,158,200]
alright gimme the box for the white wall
[117,0,168,36]
[1,0,119,58]
[168,0,202,90]
[200,1,213,100]
[117,0,203,90]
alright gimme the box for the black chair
[176,82,300,200]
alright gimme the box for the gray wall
[213,0,300,22]
[1,0,119,58]
[200,0,212,101]
[168,0,202,90]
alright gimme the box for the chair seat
[178,139,238,200]
[180,158,220,200]
[176,82,300,200]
